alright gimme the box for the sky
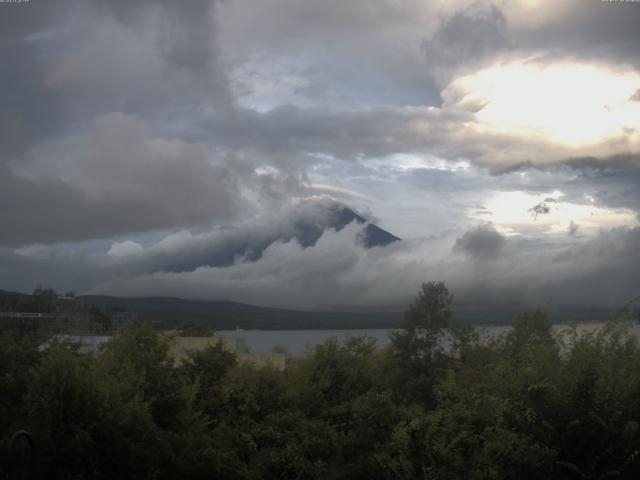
[1,0,640,310]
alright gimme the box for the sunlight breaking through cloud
[476,190,638,236]
[444,60,640,146]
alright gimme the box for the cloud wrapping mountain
[1,0,640,310]
[90,221,640,310]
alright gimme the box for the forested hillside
[1,283,640,479]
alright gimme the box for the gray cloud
[85,223,640,310]
[0,0,229,161]
[1,0,639,308]
[422,3,512,84]
[543,162,640,215]
[453,223,506,259]
[2,197,639,310]
[0,114,254,246]
[0,196,376,291]
[95,196,371,275]
[0,245,107,296]
[219,0,442,108]
[568,221,580,236]
[514,1,640,68]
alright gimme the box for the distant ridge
[0,289,29,297]
[3,289,621,331]
[76,295,621,330]
[78,294,402,330]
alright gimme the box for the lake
[218,322,640,356]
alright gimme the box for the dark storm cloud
[453,223,506,259]
[0,114,249,246]
[0,248,103,295]
[94,0,230,103]
[4,0,638,169]
[565,154,640,172]
[0,0,68,159]
[421,3,512,84]
[201,105,484,164]
[514,1,640,68]
[1,0,639,306]
[0,0,229,161]
[0,165,239,248]
[0,0,281,247]
[219,0,443,108]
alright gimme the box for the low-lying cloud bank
[87,221,640,310]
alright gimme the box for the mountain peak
[292,202,400,248]
[158,200,400,273]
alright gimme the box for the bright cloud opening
[476,190,638,236]
[444,60,640,146]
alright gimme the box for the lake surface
[219,322,640,356]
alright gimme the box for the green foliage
[402,281,453,334]
[99,325,185,432]
[25,346,161,479]
[389,281,453,406]
[178,321,214,337]
[180,341,238,420]
[2,284,640,479]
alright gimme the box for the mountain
[161,202,400,272]
[0,289,28,297]
[292,203,400,249]
[328,205,400,248]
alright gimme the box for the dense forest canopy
[1,282,640,479]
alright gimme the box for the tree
[507,309,554,352]
[25,346,161,479]
[30,287,58,313]
[178,321,214,337]
[402,281,453,334]
[180,341,237,419]
[98,325,184,431]
[390,281,453,407]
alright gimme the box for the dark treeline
[1,289,402,331]
[1,288,622,331]
[0,288,112,338]
[1,282,640,479]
